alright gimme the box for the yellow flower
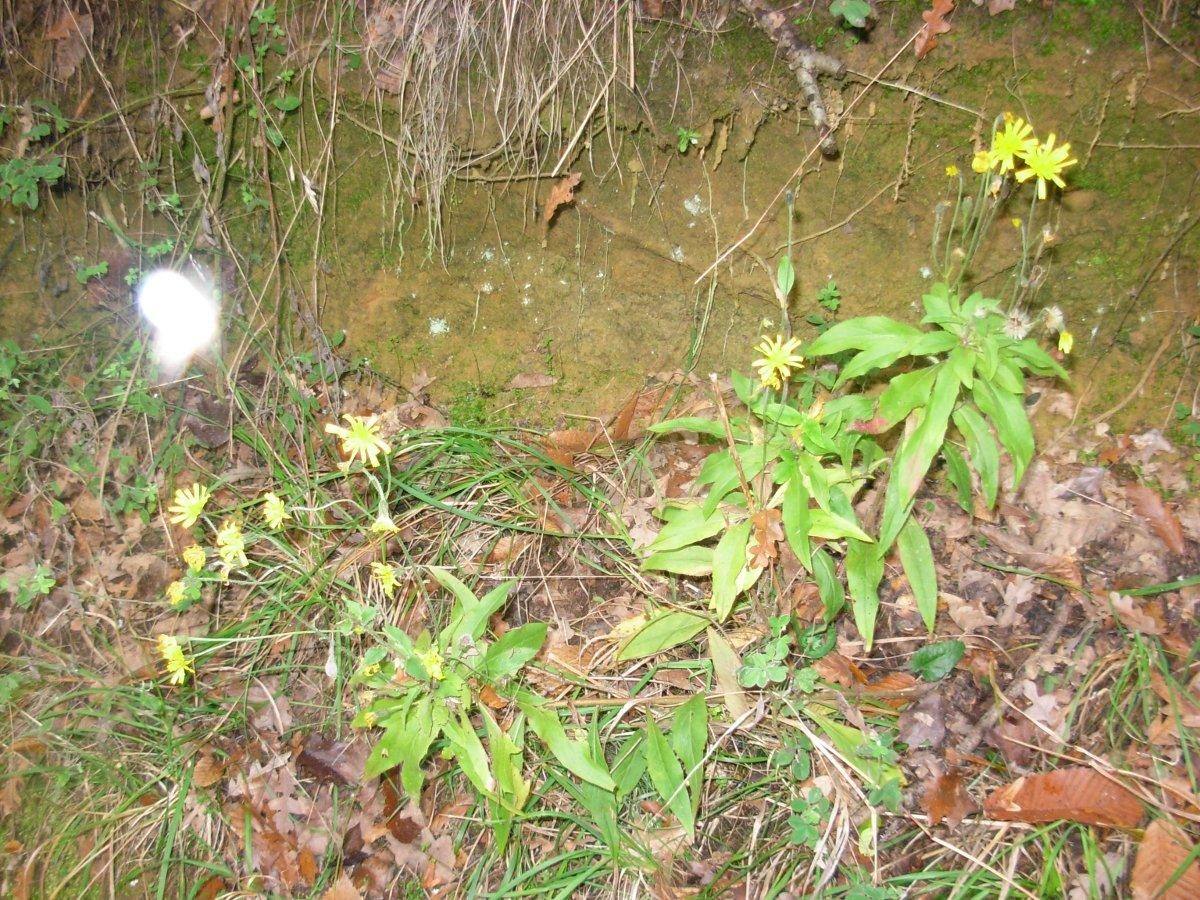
[1015,133,1077,200]
[182,544,206,572]
[371,561,398,599]
[370,513,400,535]
[945,164,959,178]
[157,635,194,685]
[1058,330,1074,355]
[324,414,390,468]
[166,580,188,607]
[361,709,378,728]
[215,519,248,570]
[167,483,211,528]
[971,149,993,174]
[1011,217,1023,229]
[414,647,445,682]
[989,113,1038,174]
[261,492,289,530]
[751,334,805,391]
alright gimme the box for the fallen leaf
[193,752,226,788]
[45,10,93,81]
[297,734,368,786]
[1131,818,1200,899]
[322,873,363,900]
[542,173,582,228]
[983,767,1143,828]
[922,771,977,827]
[506,372,558,390]
[915,0,954,59]
[1127,484,1187,555]
[708,627,750,722]
[748,508,783,568]
[987,0,1016,14]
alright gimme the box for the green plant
[3,563,55,609]
[0,156,65,210]
[73,260,108,283]
[787,787,831,847]
[675,126,700,154]
[830,0,872,29]
[817,279,841,312]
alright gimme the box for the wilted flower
[261,492,289,530]
[157,634,194,685]
[215,519,248,570]
[1003,309,1033,340]
[371,561,398,599]
[166,580,188,607]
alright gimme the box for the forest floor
[1,1,1199,898]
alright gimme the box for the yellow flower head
[989,114,1038,174]
[414,647,445,682]
[182,544,206,572]
[325,414,391,468]
[370,511,400,535]
[157,634,194,685]
[945,164,959,178]
[166,580,188,607]
[361,709,378,728]
[751,334,805,391]
[971,149,993,174]
[215,519,248,570]
[261,492,289,530]
[1011,217,1023,229]
[167,483,211,528]
[1015,133,1077,200]
[1057,330,1074,355]
[371,561,399,599]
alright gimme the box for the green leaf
[808,508,873,543]
[942,444,973,513]
[648,417,728,439]
[806,707,905,789]
[878,362,959,550]
[482,622,547,680]
[645,504,725,555]
[672,696,708,814]
[442,713,493,797]
[877,366,938,427]
[612,733,647,799]
[896,515,938,632]
[711,521,750,621]
[273,94,301,112]
[616,609,709,661]
[973,380,1034,487]
[909,639,966,681]
[776,254,795,298]
[644,717,693,834]
[806,317,923,357]
[811,549,845,621]
[782,475,812,570]
[953,404,999,508]
[519,697,615,790]
[642,545,713,576]
[845,537,883,650]
[1009,338,1069,380]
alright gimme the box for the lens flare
[136,269,219,377]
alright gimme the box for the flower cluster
[970,113,1076,200]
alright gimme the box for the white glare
[136,269,219,377]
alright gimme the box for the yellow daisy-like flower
[261,492,290,530]
[1015,132,1077,200]
[182,544,206,572]
[361,709,378,728]
[157,634,194,685]
[166,580,188,607]
[1057,330,1074,355]
[989,113,1038,174]
[215,519,248,570]
[751,334,805,391]
[324,414,391,468]
[971,149,993,174]
[414,647,445,682]
[371,561,399,599]
[945,164,959,178]
[167,483,211,528]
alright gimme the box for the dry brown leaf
[506,372,558,390]
[748,508,783,568]
[321,873,363,900]
[915,0,954,59]
[922,771,977,827]
[542,173,582,227]
[45,10,92,81]
[987,0,1016,13]
[983,767,1143,828]
[1131,819,1200,899]
[1127,484,1187,555]
[707,627,750,722]
[193,752,226,788]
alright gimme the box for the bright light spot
[136,269,219,377]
